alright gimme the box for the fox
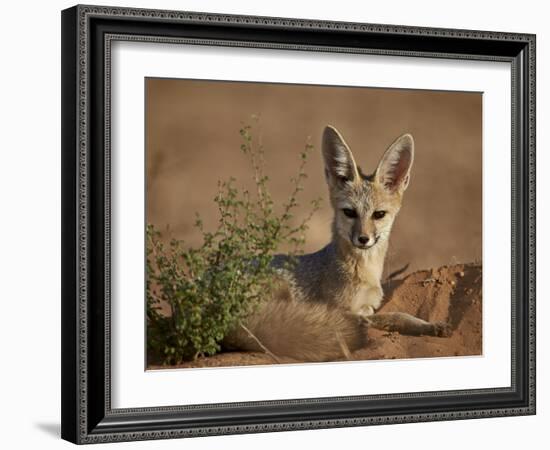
[223,126,451,362]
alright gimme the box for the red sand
[148,263,482,369]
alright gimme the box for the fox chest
[348,284,383,316]
[338,248,386,316]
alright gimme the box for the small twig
[385,263,410,282]
[418,277,443,287]
[239,322,281,364]
[335,331,352,360]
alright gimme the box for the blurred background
[146,78,482,277]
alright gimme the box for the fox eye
[372,210,386,220]
[342,208,358,218]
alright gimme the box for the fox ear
[322,126,360,189]
[375,133,414,194]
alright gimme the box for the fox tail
[223,297,367,362]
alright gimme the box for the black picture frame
[61,4,536,444]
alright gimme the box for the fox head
[322,126,414,251]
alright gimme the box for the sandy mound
[148,263,482,369]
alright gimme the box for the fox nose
[357,235,370,245]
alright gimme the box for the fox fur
[223,126,450,362]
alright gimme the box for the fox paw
[433,322,453,337]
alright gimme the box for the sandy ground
[148,262,481,369]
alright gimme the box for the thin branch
[335,331,352,360]
[239,322,281,364]
[385,263,410,282]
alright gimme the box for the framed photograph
[61,4,536,444]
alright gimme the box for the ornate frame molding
[61,4,536,444]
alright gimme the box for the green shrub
[147,121,320,365]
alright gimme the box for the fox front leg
[365,312,452,337]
